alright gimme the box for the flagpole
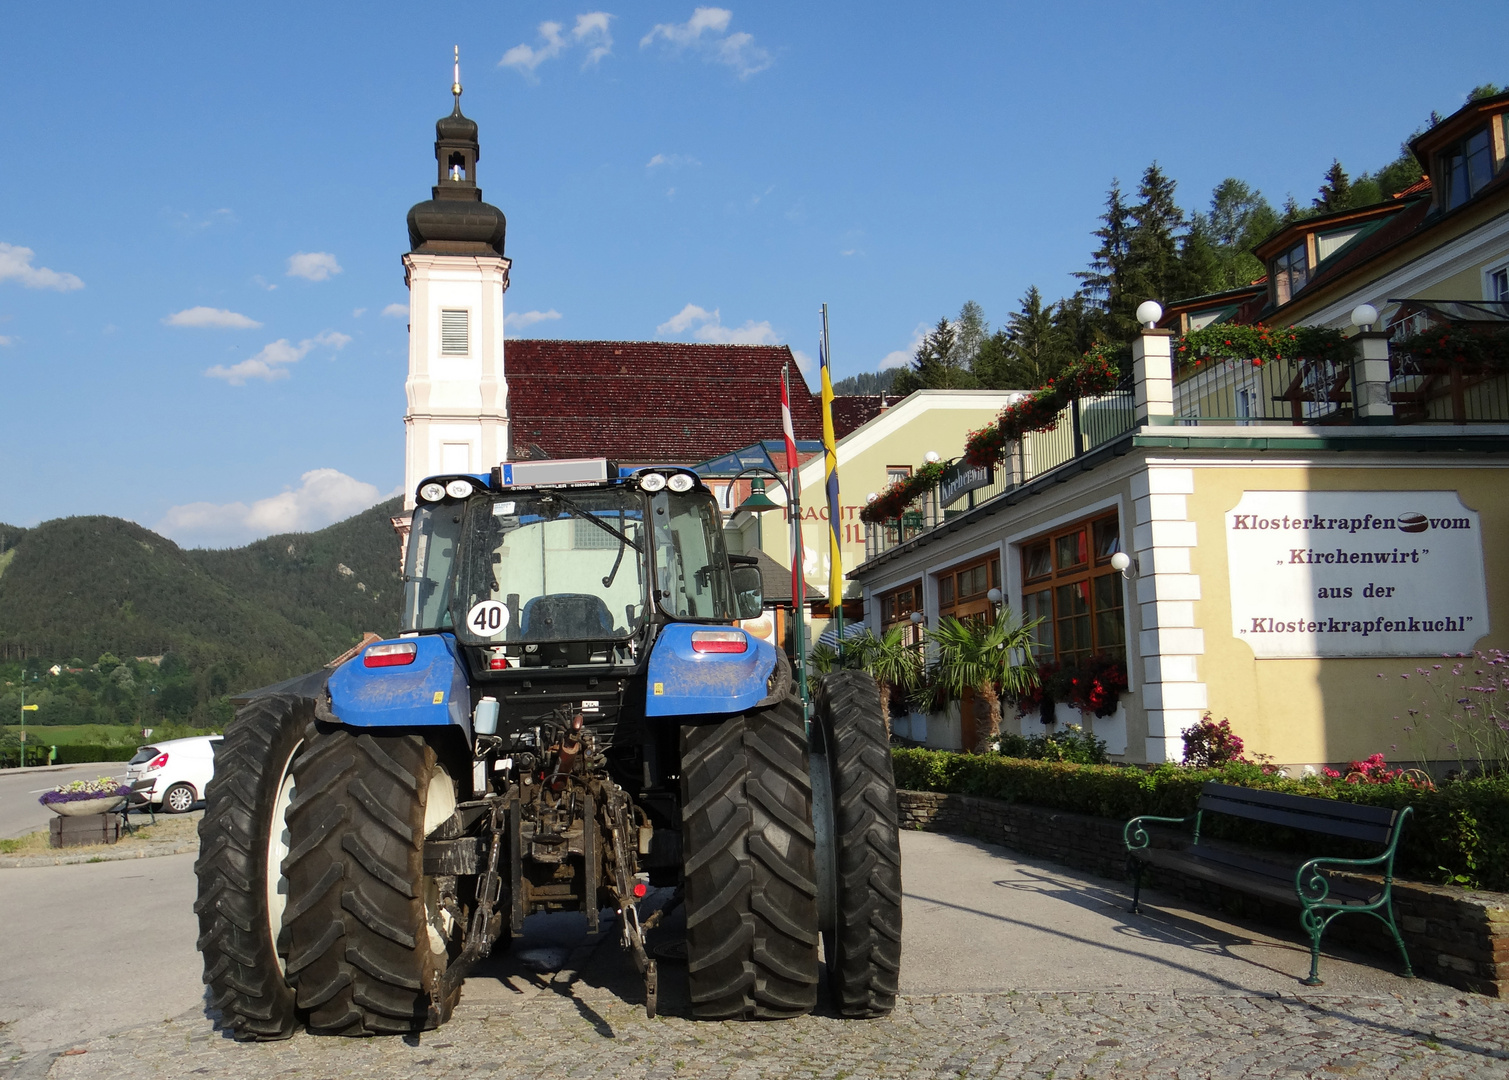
[818,303,844,663]
[782,363,809,725]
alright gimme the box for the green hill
[0,499,403,726]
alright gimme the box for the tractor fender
[644,624,778,718]
[326,633,471,733]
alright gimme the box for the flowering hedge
[1393,323,1509,374]
[1175,323,1351,370]
[891,748,1509,890]
[862,345,1121,525]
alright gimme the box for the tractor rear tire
[680,698,819,1019]
[282,728,463,1036]
[194,693,308,1041]
[813,670,903,1018]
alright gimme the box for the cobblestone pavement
[5,831,1508,1078]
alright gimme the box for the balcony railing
[1172,353,1509,426]
[864,381,1135,560]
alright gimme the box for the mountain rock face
[0,499,403,695]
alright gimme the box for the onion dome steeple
[407,48,507,257]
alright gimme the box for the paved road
[0,764,128,840]
[2,830,1505,1078]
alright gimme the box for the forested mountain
[0,498,402,726]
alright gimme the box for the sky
[1,1,1505,547]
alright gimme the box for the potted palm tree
[928,608,1040,753]
[844,626,923,740]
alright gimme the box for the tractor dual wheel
[812,670,903,1018]
[282,728,463,1036]
[680,697,820,1019]
[194,693,308,1041]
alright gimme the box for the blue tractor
[194,458,901,1038]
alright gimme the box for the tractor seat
[520,594,617,640]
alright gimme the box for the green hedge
[892,748,1509,893]
[54,744,136,764]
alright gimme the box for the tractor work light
[418,482,446,502]
[667,472,695,493]
[690,630,748,654]
[364,642,419,668]
[446,479,475,499]
[639,472,667,492]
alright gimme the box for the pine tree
[891,316,978,394]
[1120,163,1185,328]
[1001,286,1070,389]
[1314,159,1353,212]
[1074,180,1131,314]
[1201,178,1276,289]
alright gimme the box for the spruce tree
[1074,180,1131,319]
[1001,286,1070,389]
[1314,160,1353,212]
[1120,163,1185,331]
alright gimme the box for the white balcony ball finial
[987,587,1002,604]
[1135,300,1163,329]
[924,451,941,464]
[1351,304,1379,330]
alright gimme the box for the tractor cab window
[401,503,465,632]
[453,490,648,645]
[651,491,737,621]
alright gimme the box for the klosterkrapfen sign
[1226,491,1488,658]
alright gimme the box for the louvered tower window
[440,309,470,355]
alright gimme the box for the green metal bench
[1124,782,1414,986]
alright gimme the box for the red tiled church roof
[830,394,904,439]
[504,340,823,464]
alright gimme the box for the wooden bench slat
[1200,782,1397,825]
[1196,796,1396,845]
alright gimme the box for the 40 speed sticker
[466,600,510,637]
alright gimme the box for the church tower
[402,50,511,509]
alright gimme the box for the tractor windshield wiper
[539,491,642,552]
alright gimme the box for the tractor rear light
[633,882,648,899]
[690,630,747,654]
[147,752,169,771]
[364,642,419,667]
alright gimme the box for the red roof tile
[830,395,904,439]
[504,340,822,464]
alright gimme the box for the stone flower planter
[47,796,127,817]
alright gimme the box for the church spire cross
[452,46,462,103]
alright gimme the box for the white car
[125,735,223,813]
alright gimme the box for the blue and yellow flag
[819,309,842,609]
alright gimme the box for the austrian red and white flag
[780,369,803,609]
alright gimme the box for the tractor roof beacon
[195,459,902,1038]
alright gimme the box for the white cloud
[286,251,342,281]
[0,242,84,291]
[646,152,700,170]
[163,306,262,329]
[878,324,928,371]
[640,7,771,78]
[791,348,815,378]
[382,302,408,318]
[156,468,389,548]
[352,307,366,318]
[504,309,563,336]
[205,330,350,385]
[0,335,12,347]
[574,12,614,65]
[656,303,778,345]
[501,20,567,76]
[252,275,277,291]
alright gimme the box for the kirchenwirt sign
[1226,491,1487,658]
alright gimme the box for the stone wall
[898,788,1509,997]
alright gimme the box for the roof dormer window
[1273,241,1308,305]
[1441,127,1493,210]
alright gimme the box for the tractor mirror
[731,565,763,620]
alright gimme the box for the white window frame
[1485,259,1509,303]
